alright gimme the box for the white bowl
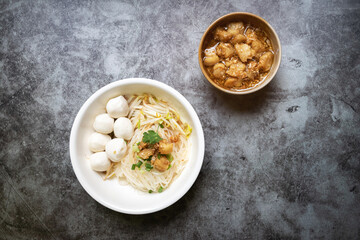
[69,78,205,214]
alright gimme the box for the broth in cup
[202,21,274,91]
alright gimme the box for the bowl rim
[69,78,205,214]
[198,12,282,95]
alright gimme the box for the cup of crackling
[199,12,281,94]
[70,78,205,214]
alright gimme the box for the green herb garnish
[136,161,143,168]
[145,162,153,171]
[157,153,161,159]
[166,154,173,162]
[148,190,153,193]
[132,144,140,153]
[131,160,143,170]
[167,164,171,170]
[142,130,162,144]
[158,186,163,193]
[158,120,164,129]
[144,155,152,161]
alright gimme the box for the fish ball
[114,117,134,140]
[105,138,127,162]
[106,96,129,118]
[93,113,114,134]
[89,132,111,152]
[89,152,111,172]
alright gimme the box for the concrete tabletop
[1,0,359,239]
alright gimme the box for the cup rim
[198,12,282,95]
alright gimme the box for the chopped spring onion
[167,164,171,170]
[158,119,164,128]
[131,160,143,170]
[158,186,163,193]
[145,162,153,171]
[132,144,140,153]
[136,161,143,168]
[166,154,173,162]
[157,153,161,159]
[148,190,153,193]
[144,156,152,161]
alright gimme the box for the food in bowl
[88,94,192,194]
[202,21,274,91]
[70,78,205,214]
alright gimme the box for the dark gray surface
[1,0,360,239]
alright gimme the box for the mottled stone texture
[0,0,359,239]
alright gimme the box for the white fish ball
[93,113,114,134]
[89,132,111,152]
[114,117,134,140]
[106,96,129,118]
[105,138,127,162]
[89,152,111,172]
